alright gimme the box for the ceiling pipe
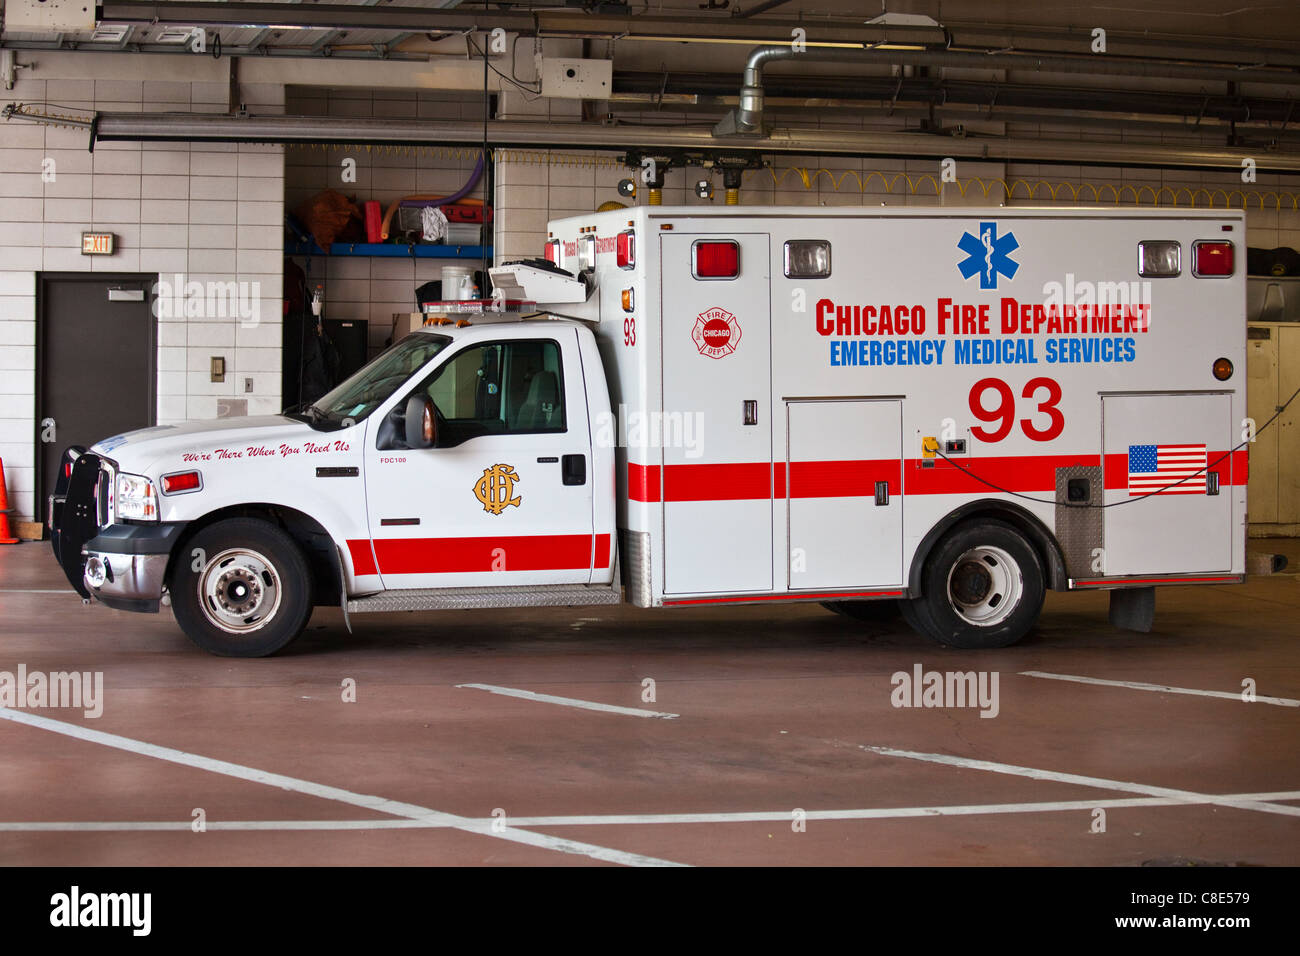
[713,44,1300,137]
[622,70,1300,125]
[733,0,799,17]
[84,111,1300,173]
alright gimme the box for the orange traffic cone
[0,459,20,544]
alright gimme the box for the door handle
[562,454,586,486]
[875,481,890,506]
[743,400,758,425]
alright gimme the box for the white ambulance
[49,205,1247,657]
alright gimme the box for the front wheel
[901,519,1045,649]
[170,517,313,657]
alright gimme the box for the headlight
[115,472,158,521]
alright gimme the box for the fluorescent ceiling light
[90,24,131,43]
[866,13,942,28]
[156,26,199,43]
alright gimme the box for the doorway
[37,274,156,509]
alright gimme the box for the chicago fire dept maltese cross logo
[473,463,522,515]
[957,221,1020,290]
[692,307,742,359]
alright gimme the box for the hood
[91,416,318,474]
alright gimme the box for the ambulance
[49,206,1247,657]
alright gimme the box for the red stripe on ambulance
[628,451,1245,503]
[347,533,612,575]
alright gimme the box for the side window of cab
[377,339,566,449]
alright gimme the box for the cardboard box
[391,312,426,341]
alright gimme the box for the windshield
[295,333,451,429]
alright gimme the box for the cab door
[362,327,600,589]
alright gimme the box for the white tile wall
[0,68,286,522]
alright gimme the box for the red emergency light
[617,229,635,269]
[694,240,739,278]
[1193,241,1234,277]
[544,239,560,265]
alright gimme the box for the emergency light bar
[421,299,537,314]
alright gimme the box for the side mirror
[404,395,436,449]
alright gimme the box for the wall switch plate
[244,377,254,393]
[210,356,225,382]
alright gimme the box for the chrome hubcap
[946,545,1022,627]
[198,548,282,634]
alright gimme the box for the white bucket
[441,265,476,301]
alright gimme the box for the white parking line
[0,706,686,867]
[1020,670,1300,707]
[4,789,1300,832]
[0,589,77,594]
[861,745,1300,818]
[456,683,679,719]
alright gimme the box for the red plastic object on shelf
[363,201,382,243]
[443,203,494,224]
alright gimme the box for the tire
[169,517,313,657]
[821,599,902,624]
[901,519,1045,649]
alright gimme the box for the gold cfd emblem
[474,463,522,515]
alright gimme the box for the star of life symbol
[474,463,522,515]
[957,221,1020,289]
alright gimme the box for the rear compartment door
[660,233,773,594]
[786,400,903,588]
[1101,392,1233,575]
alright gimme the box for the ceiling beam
[94,3,1300,66]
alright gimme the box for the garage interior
[1,0,1298,870]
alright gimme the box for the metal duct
[87,111,1300,173]
[714,45,1300,137]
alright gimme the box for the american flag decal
[1127,444,1207,496]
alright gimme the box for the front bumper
[80,523,186,612]
[82,551,170,612]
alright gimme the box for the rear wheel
[901,519,1045,649]
[170,517,313,657]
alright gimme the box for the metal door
[786,400,903,588]
[38,275,155,507]
[1101,392,1233,575]
[1279,326,1300,523]
[363,328,599,589]
[660,233,772,594]
[1245,328,1278,523]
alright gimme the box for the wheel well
[167,504,342,606]
[908,499,1069,596]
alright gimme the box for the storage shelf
[286,241,492,259]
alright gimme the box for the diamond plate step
[347,582,622,614]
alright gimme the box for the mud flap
[335,546,352,635]
[1109,586,1155,633]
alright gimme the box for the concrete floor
[1,541,1297,866]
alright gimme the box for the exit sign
[81,232,116,255]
